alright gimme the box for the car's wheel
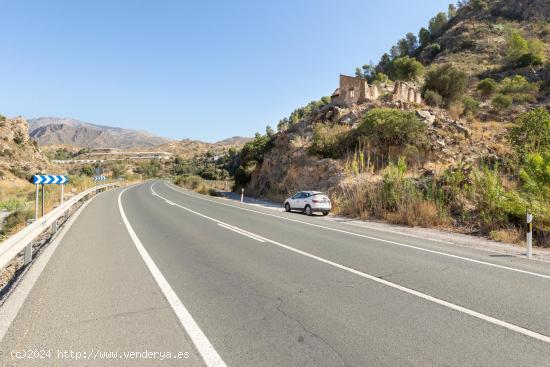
[285,203,291,212]
[322,211,329,216]
[305,205,312,216]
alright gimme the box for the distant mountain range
[28,117,172,149]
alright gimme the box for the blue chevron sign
[33,175,68,185]
[94,176,106,181]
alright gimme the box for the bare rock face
[490,0,550,21]
[0,116,51,179]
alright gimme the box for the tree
[390,56,424,81]
[418,28,431,48]
[448,4,457,18]
[509,108,550,156]
[429,12,448,37]
[398,33,419,56]
[377,53,392,74]
[471,0,489,11]
[390,45,401,60]
[265,125,275,137]
[423,64,469,106]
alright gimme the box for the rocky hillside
[129,136,252,159]
[28,117,172,149]
[233,0,550,246]
[0,115,51,181]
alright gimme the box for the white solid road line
[151,183,550,345]
[119,187,227,367]
[217,223,266,242]
[163,181,550,281]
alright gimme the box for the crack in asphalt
[275,297,349,367]
[79,306,168,324]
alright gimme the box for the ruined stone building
[330,75,380,106]
[391,81,423,104]
[331,75,423,106]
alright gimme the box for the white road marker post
[241,187,244,203]
[527,212,533,259]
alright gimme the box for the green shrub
[174,175,203,190]
[477,78,498,97]
[0,198,27,211]
[234,160,258,188]
[506,29,529,61]
[423,64,469,106]
[516,53,544,67]
[13,132,25,145]
[0,210,33,236]
[424,90,443,107]
[498,75,539,103]
[309,123,350,159]
[429,43,441,57]
[492,94,513,108]
[462,96,480,118]
[240,133,273,163]
[519,153,550,198]
[357,108,427,149]
[509,107,550,156]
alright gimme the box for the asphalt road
[1,180,550,366]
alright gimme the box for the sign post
[35,184,39,220]
[41,184,45,217]
[27,174,68,265]
[94,167,103,188]
[527,212,533,259]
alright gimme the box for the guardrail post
[527,212,533,259]
[24,243,32,265]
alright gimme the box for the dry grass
[333,177,449,228]
[489,228,524,245]
[385,201,445,227]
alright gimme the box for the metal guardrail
[0,183,118,271]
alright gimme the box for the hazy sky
[1,0,450,142]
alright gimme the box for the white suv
[284,191,332,216]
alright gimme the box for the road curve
[1,180,550,366]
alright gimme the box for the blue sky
[1,0,450,142]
